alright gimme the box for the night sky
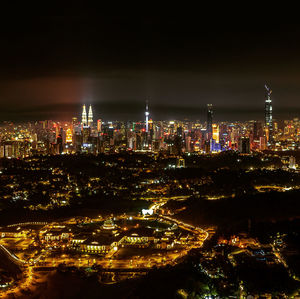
[1,9,300,121]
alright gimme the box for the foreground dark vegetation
[165,190,300,228]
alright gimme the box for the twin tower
[81,104,93,127]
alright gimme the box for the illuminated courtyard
[0,212,208,296]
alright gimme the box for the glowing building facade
[97,119,102,132]
[88,105,93,127]
[212,124,220,143]
[66,128,73,143]
[81,105,87,126]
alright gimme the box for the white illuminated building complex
[88,105,93,127]
[81,105,87,126]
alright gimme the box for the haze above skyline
[1,9,300,121]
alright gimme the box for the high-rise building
[145,100,149,133]
[253,121,262,140]
[289,156,296,169]
[264,85,273,143]
[185,136,191,152]
[82,105,87,126]
[176,157,185,168]
[72,117,78,127]
[66,128,73,143]
[56,134,63,154]
[259,136,266,150]
[212,124,219,143]
[97,119,102,133]
[239,137,250,154]
[88,105,93,127]
[82,126,91,144]
[207,104,213,140]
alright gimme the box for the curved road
[0,244,25,266]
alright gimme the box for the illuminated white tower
[145,100,149,133]
[88,105,93,127]
[82,105,87,126]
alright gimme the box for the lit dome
[102,219,115,230]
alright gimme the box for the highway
[271,244,300,282]
[151,200,209,247]
[34,266,149,273]
[0,244,25,266]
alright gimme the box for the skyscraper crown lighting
[88,105,93,127]
[82,105,87,126]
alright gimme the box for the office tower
[88,105,93,127]
[289,156,296,169]
[212,124,219,143]
[239,137,250,154]
[204,140,211,153]
[72,117,78,127]
[136,133,142,150]
[128,134,135,150]
[66,128,73,143]
[207,104,213,140]
[54,123,59,138]
[176,157,185,168]
[57,134,63,154]
[82,126,91,144]
[145,100,149,133]
[185,136,191,152]
[152,140,160,152]
[264,85,273,143]
[177,126,183,137]
[97,119,102,133]
[82,105,87,126]
[148,118,153,131]
[259,136,266,150]
[253,121,262,140]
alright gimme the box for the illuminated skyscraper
[264,85,273,143]
[97,119,102,133]
[145,100,149,133]
[207,104,213,140]
[72,117,78,127]
[66,128,73,143]
[82,105,87,126]
[212,124,219,143]
[88,105,93,127]
[289,156,296,169]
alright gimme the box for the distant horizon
[0,101,299,123]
